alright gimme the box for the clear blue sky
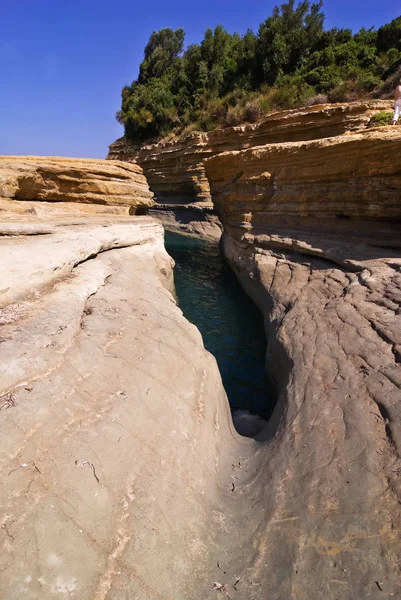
[1,0,399,158]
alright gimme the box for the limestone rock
[205,127,401,230]
[148,201,223,240]
[0,156,154,214]
[108,100,392,203]
[204,125,401,598]
[0,216,240,599]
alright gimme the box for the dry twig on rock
[75,460,100,484]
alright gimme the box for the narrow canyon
[1,102,401,599]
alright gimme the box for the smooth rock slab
[0,217,244,599]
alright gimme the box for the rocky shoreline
[203,118,401,598]
[1,101,401,598]
[0,162,241,599]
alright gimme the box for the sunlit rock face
[107,100,392,240]
[107,100,392,203]
[1,104,401,599]
[204,125,401,599]
[0,155,154,216]
[0,157,241,599]
[0,214,244,600]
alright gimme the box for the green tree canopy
[117,2,401,143]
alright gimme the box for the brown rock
[0,216,242,599]
[0,156,154,214]
[108,100,393,204]
[204,125,401,598]
[205,127,401,230]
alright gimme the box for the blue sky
[1,0,399,158]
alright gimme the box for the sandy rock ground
[0,216,251,600]
[2,114,401,598]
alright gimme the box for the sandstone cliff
[2,131,401,599]
[0,215,244,600]
[205,127,401,229]
[108,100,392,204]
[0,156,154,216]
[204,126,401,599]
[0,157,264,600]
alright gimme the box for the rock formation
[0,215,242,600]
[204,126,401,598]
[108,100,392,239]
[0,157,243,599]
[0,156,154,216]
[108,100,392,204]
[2,111,401,599]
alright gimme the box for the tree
[138,28,185,82]
[377,17,401,53]
[119,79,176,141]
[117,7,401,142]
[257,0,324,83]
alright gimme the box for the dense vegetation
[117,1,401,143]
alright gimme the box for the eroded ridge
[107,100,392,203]
[204,127,401,599]
[0,155,154,217]
[0,160,249,600]
[0,217,244,600]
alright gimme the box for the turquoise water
[164,231,269,419]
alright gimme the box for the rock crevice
[203,122,401,598]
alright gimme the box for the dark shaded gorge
[164,230,272,435]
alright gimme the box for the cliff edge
[0,158,244,599]
[204,125,401,599]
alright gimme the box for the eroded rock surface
[2,135,401,599]
[205,127,401,226]
[204,128,401,598]
[0,216,252,600]
[0,158,260,600]
[108,100,392,204]
[148,201,222,240]
[0,156,154,215]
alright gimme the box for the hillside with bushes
[117,1,401,144]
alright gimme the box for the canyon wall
[107,100,392,239]
[108,100,392,204]
[205,127,401,598]
[2,117,401,600]
[0,157,252,600]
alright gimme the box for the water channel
[164,230,270,435]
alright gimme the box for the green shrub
[369,111,394,127]
[304,66,342,92]
[356,72,380,91]
[269,75,315,109]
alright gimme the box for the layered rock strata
[2,140,401,599]
[148,201,222,240]
[108,100,392,204]
[0,156,154,215]
[204,127,401,598]
[0,157,270,600]
[0,159,239,599]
